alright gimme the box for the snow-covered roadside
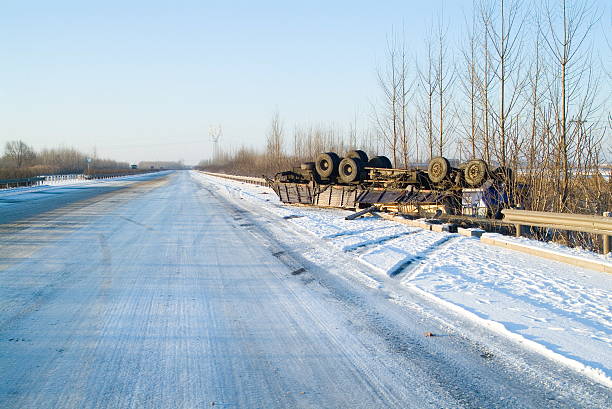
[482,232,610,264]
[192,171,612,388]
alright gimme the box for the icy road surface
[0,171,610,408]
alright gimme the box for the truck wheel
[339,157,364,183]
[315,152,340,179]
[464,159,488,187]
[428,156,450,183]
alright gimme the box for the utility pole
[209,125,222,161]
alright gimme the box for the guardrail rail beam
[502,209,612,254]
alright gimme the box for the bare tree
[418,28,438,159]
[476,2,496,163]
[375,30,401,166]
[398,44,412,168]
[541,0,599,210]
[4,140,36,168]
[459,5,480,159]
[434,14,455,157]
[266,112,284,169]
[348,110,359,149]
[484,0,527,168]
[523,23,548,199]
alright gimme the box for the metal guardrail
[1,170,163,190]
[42,174,85,182]
[200,171,269,187]
[502,209,612,254]
[0,176,46,188]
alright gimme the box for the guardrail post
[604,212,611,254]
[515,223,522,237]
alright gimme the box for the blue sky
[0,1,610,164]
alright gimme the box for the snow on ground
[482,232,611,264]
[192,171,612,387]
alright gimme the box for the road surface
[0,171,609,408]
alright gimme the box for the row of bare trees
[197,116,382,177]
[0,140,130,179]
[373,0,609,213]
[200,0,609,214]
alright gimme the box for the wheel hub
[431,163,442,178]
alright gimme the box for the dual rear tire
[338,157,365,183]
[315,150,392,183]
[346,150,369,163]
[315,152,341,179]
[427,157,491,188]
[461,161,512,187]
[340,152,392,182]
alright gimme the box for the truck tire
[427,156,450,183]
[464,159,488,187]
[346,150,369,163]
[339,157,364,183]
[368,156,392,169]
[315,152,341,179]
[301,162,316,171]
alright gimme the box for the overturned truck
[270,150,514,217]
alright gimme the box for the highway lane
[0,172,171,225]
[0,171,609,408]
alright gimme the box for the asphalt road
[0,171,609,408]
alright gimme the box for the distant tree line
[199,0,610,216]
[197,112,383,177]
[0,140,130,179]
[138,161,189,170]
